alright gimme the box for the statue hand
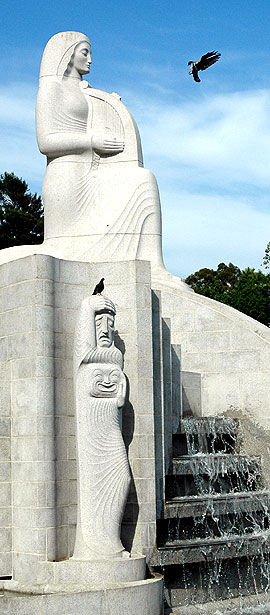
[92,134,124,155]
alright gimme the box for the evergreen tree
[185,263,270,326]
[0,172,44,249]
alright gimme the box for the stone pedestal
[0,254,162,614]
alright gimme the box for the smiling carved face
[90,365,122,398]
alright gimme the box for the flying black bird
[188,51,221,82]
[92,278,105,295]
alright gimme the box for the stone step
[161,555,270,609]
[151,530,270,566]
[157,509,269,545]
[175,417,240,456]
[164,490,270,518]
[171,454,261,475]
[179,417,240,435]
[166,455,262,498]
[173,430,240,456]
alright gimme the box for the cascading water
[151,416,270,614]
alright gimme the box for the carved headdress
[39,31,90,81]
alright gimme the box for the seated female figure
[35,30,165,274]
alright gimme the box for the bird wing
[196,51,221,71]
[191,65,201,82]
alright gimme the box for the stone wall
[157,283,270,484]
[0,255,158,581]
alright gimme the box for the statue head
[95,310,115,349]
[89,364,124,398]
[39,31,91,81]
[74,294,123,374]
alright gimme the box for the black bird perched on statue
[92,278,105,295]
[188,51,221,82]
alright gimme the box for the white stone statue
[0,30,188,290]
[35,30,165,277]
[73,294,131,560]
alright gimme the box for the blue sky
[1,0,270,277]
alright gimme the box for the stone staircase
[150,417,270,610]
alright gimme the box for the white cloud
[162,191,270,277]
[0,83,44,189]
[127,88,270,190]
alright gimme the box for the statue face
[90,365,122,398]
[72,41,92,76]
[95,312,114,348]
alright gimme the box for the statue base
[0,572,163,615]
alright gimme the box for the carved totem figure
[73,295,131,560]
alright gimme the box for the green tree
[185,263,270,326]
[262,242,270,270]
[0,172,44,250]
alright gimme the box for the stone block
[7,332,35,360]
[69,480,77,505]
[54,283,88,310]
[12,358,33,379]
[0,552,11,576]
[181,351,219,372]
[5,257,34,285]
[136,414,155,436]
[13,482,46,507]
[218,350,260,372]
[36,379,54,414]
[33,305,54,332]
[55,481,70,507]
[56,460,76,481]
[135,284,151,309]
[13,507,56,529]
[195,308,232,331]
[59,260,90,285]
[35,357,54,378]
[67,437,76,460]
[0,508,11,527]
[134,478,156,504]
[12,461,55,482]
[55,416,75,437]
[55,307,77,334]
[0,438,10,460]
[12,437,49,462]
[55,524,68,560]
[201,373,241,416]
[2,280,43,312]
[45,482,56,507]
[90,259,150,287]
[171,310,195,332]
[187,331,231,352]
[132,458,155,479]
[0,528,11,551]
[0,482,11,506]
[0,306,32,337]
[0,360,10,380]
[13,527,46,555]
[12,379,37,415]
[33,254,59,281]
[54,333,66,358]
[0,418,10,437]
[44,279,54,306]
[0,382,10,415]
[0,462,11,481]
